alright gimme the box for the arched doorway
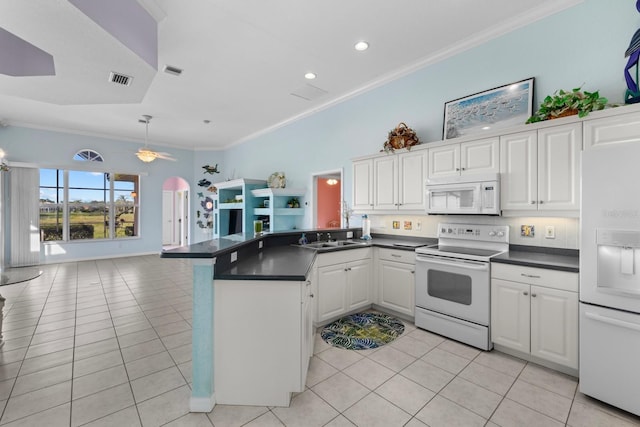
[162,177,190,247]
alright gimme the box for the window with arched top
[73,149,104,162]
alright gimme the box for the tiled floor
[0,255,638,426]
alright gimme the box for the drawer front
[316,248,372,267]
[378,248,415,264]
[491,263,578,292]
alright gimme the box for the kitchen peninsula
[161,230,434,412]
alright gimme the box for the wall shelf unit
[213,179,267,237]
[250,188,306,232]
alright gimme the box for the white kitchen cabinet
[376,248,415,317]
[583,110,640,150]
[352,148,427,212]
[352,158,374,211]
[214,275,314,406]
[491,263,578,371]
[315,248,372,323]
[500,123,581,214]
[428,137,499,179]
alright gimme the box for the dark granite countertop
[161,230,436,280]
[492,245,579,273]
[215,245,317,281]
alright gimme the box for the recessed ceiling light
[354,41,369,51]
[304,72,317,80]
[163,65,183,76]
[203,120,211,124]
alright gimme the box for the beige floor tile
[72,365,129,400]
[389,335,437,358]
[457,361,517,395]
[71,381,135,426]
[79,404,140,427]
[130,366,186,403]
[421,347,471,375]
[400,359,455,393]
[120,338,166,362]
[1,337,32,353]
[136,384,191,427]
[1,381,71,424]
[154,320,191,337]
[406,328,446,347]
[315,347,363,371]
[473,351,526,377]
[74,318,114,335]
[271,390,338,427]
[507,379,572,423]
[178,361,192,384]
[114,320,153,337]
[323,415,357,426]
[19,349,73,376]
[0,362,21,382]
[439,377,502,419]
[207,404,269,427]
[73,349,123,378]
[491,398,563,427]
[75,311,112,326]
[118,328,160,349]
[29,327,75,346]
[404,417,429,427]
[414,395,486,427]
[312,372,369,412]
[567,400,640,427]
[0,379,15,401]
[342,392,411,427]
[74,328,116,347]
[0,348,28,366]
[73,338,119,361]
[367,346,416,372]
[375,374,435,415]
[0,402,70,427]
[12,363,72,397]
[125,351,175,380]
[168,344,192,364]
[519,363,577,399]
[438,340,482,360]
[342,358,395,390]
[305,356,338,388]
[164,412,214,426]
[245,411,285,426]
[160,330,192,349]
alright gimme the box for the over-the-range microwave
[425,173,500,215]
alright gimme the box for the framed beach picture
[443,77,534,140]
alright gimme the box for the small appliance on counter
[361,214,371,240]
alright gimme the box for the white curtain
[10,167,40,267]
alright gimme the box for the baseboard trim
[190,394,216,412]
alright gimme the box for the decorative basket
[383,122,420,153]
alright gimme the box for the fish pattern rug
[321,312,405,350]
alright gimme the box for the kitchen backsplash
[369,215,579,249]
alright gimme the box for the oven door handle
[416,255,489,271]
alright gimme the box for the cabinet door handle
[521,273,541,279]
[461,167,466,171]
[523,291,529,296]
[530,201,536,205]
[539,200,544,204]
[456,168,460,171]
[310,293,314,298]
[531,293,537,297]
[391,254,401,258]
[411,270,415,274]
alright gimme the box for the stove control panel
[437,223,509,243]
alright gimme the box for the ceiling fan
[135,115,176,162]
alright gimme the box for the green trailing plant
[526,87,608,124]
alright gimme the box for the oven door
[415,254,490,325]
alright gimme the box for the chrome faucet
[327,232,333,241]
[316,232,323,242]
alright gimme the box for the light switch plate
[231,251,237,262]
[346,231,354,238]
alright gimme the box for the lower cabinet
[376,248,415,317]
[316,248,372,323]
[214,276,314,406]
[491,263,578,370]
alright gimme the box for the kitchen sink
[296,240,368,250]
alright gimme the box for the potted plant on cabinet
[526,87,608,123]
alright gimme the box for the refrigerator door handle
[584,311,640,332]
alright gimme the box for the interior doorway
[162,176,190,248]
[311,169,343,229]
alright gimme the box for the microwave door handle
[416,255,489,271]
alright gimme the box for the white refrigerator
[580,142,640,416]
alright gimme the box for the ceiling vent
[290,84,328,101]
[109,71,133,86]
[163,65,183,76]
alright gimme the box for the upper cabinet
[428,137,499,180]
[352,148,427,213]
[584,110,640,150]
[500,123,582,215]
